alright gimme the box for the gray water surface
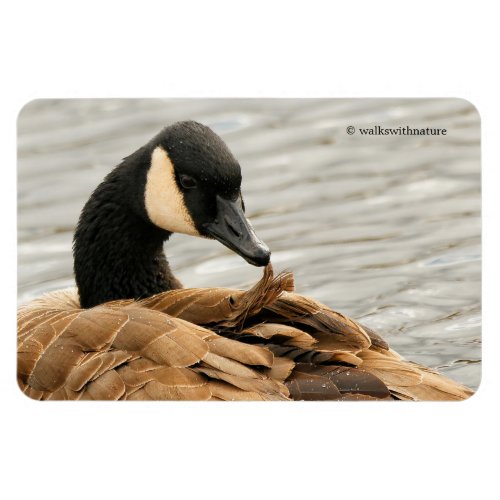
[17,98,481,390]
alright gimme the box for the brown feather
[82,370,126,400]
[291,363,392,399]
[206,335,274,368]
[240,323,316,349]
[66,350,133,392]
[286,371,343,401]
[208,380,268,401]
[195,366,289,400]
[17,265,474,401]
[262,356,295,382]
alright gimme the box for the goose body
[17,121,473,401]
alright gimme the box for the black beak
[203,195,271,266]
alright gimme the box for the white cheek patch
[145,146,200,236]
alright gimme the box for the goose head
[75,120,272,307]
[144,120,270,266]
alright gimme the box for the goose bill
[203,195,271,266]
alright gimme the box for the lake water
[17,98,481,390]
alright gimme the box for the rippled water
[17,98,481,389]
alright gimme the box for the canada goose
[18,121,473,401]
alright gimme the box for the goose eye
[179,174,197,189]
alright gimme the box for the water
[17,98,481,390]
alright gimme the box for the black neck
[73,161,181,309]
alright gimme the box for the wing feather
[17,265,473,401]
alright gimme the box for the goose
[17,120,473,401]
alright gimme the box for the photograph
[17,98,481,401]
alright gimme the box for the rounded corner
[16,377,42,402]
[17,98,47,129]
[453,97,481,124]
[459,374,482,403]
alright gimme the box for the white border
[2,1,497,499]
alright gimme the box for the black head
[144,121,270,266]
